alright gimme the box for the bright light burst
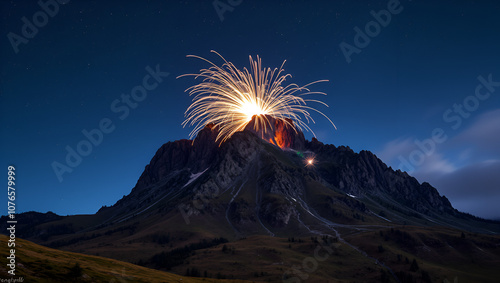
[179,50,336,144]
[305,152,317,167]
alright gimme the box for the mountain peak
[243,114,306,149]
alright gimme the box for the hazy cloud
[452,109,500,157]
[424,160,500,220]
[376,137,414,163]
[376,137,455,175]
[376,108,500,219]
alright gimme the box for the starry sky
[1,0,499,219]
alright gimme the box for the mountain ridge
[5,116,499,238]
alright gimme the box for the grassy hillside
[165,228,500,282]
[0,235,248,283]
[169,234,385,282]
[345,226,500,283]
[2,227,499,282]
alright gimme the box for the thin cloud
[376,137,455,175]
[429,160,500,219]
[376,137,415,165]
[451,109,500,157]
[375,109,500,219]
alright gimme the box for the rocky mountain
[99,114,490,234]
[3,115,500,282]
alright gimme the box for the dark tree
[68,262,83,280]
[410,259,419,272]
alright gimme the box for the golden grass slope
[0,235,248,283]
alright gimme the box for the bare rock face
[135,114,307,193]
[133,124,219,192]
[305,140,454,216]
[196,131,262,197]
[135,115,307,193]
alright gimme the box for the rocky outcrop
[133,124,219,192]
[244,115,305,149]
[305,141,454,215]
[196,130,262,196]
[135,114,308,194]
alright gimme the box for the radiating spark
[178,50,336,144]
[304,152,317,167]
[305,157,315,167]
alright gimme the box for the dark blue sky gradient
[1,0,499,219]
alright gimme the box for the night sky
[1,0,499,219]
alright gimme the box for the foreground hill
[0,234,248,282]
[1,228,499,282]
